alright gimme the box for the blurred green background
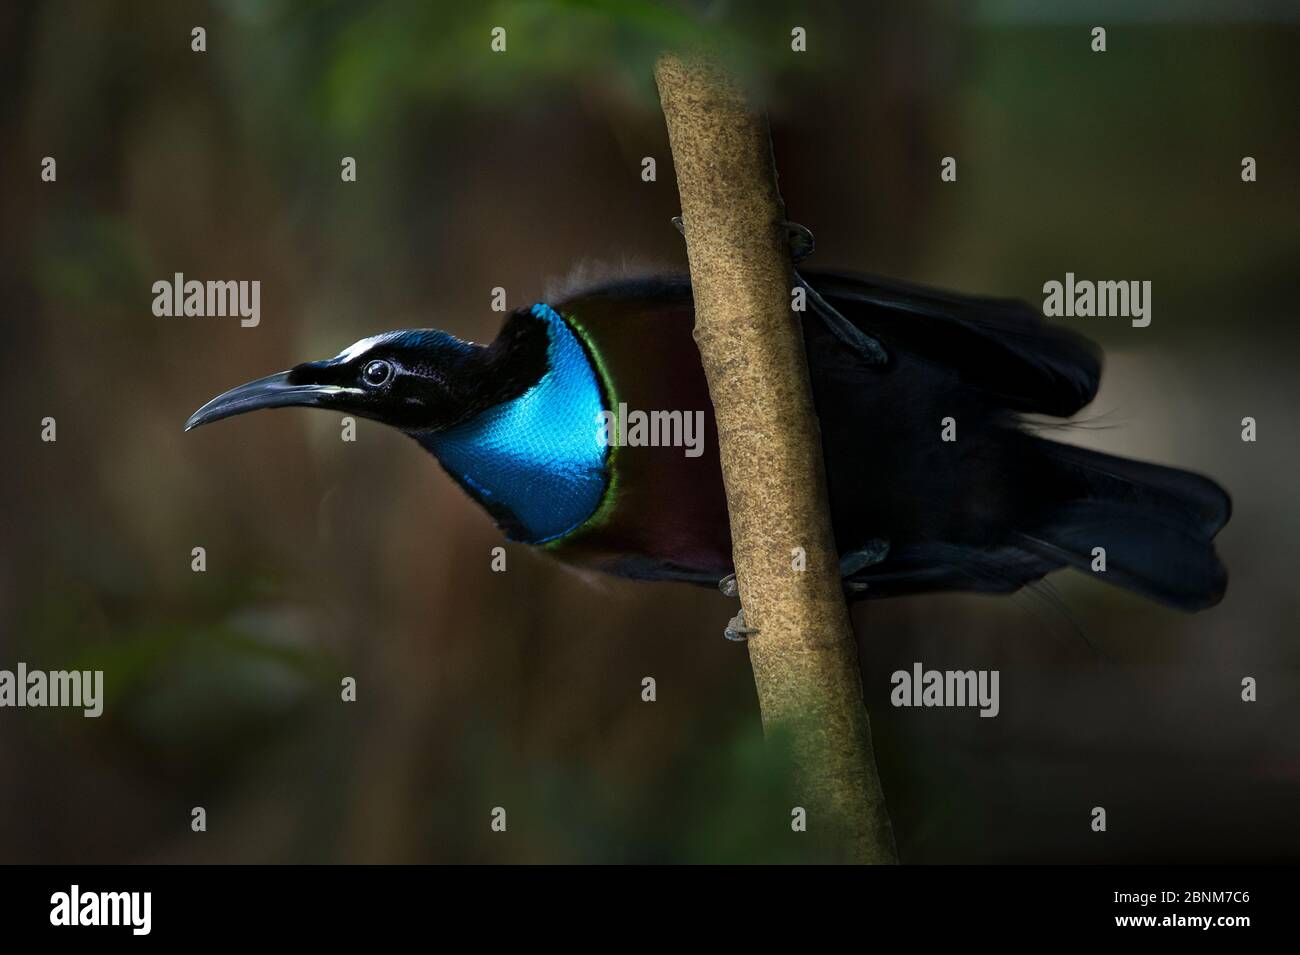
[1,0,1297,863]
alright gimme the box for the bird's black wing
[805,269,1102,417]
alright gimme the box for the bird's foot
[724,608,759,642]
[716,537,886,612]
[670,216,816,264]
[718,573,752,640]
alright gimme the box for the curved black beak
[184,371,359,432]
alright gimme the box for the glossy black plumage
[547,270,1230,611]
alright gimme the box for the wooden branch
[655,53,897,863]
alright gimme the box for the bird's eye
[362,360,393,387]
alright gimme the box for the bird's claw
[717,539,885,624]
[718,572,754,640]
[724,608,759,642]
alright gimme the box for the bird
[185,267,1230,619]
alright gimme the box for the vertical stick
[655,53,896,863]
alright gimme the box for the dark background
[0,0,1296,862]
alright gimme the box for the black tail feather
[791,271,1228,612]
[1019,442,1230,611]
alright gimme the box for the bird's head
[184,329,523,435]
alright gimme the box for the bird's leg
[796,270,889,366]
[716,539,887,639]
[783,219,889,366]
[673,215,888,366]
[724,608,759,642]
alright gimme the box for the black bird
[185,269,1230,613]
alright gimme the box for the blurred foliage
[240,0,832,134]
